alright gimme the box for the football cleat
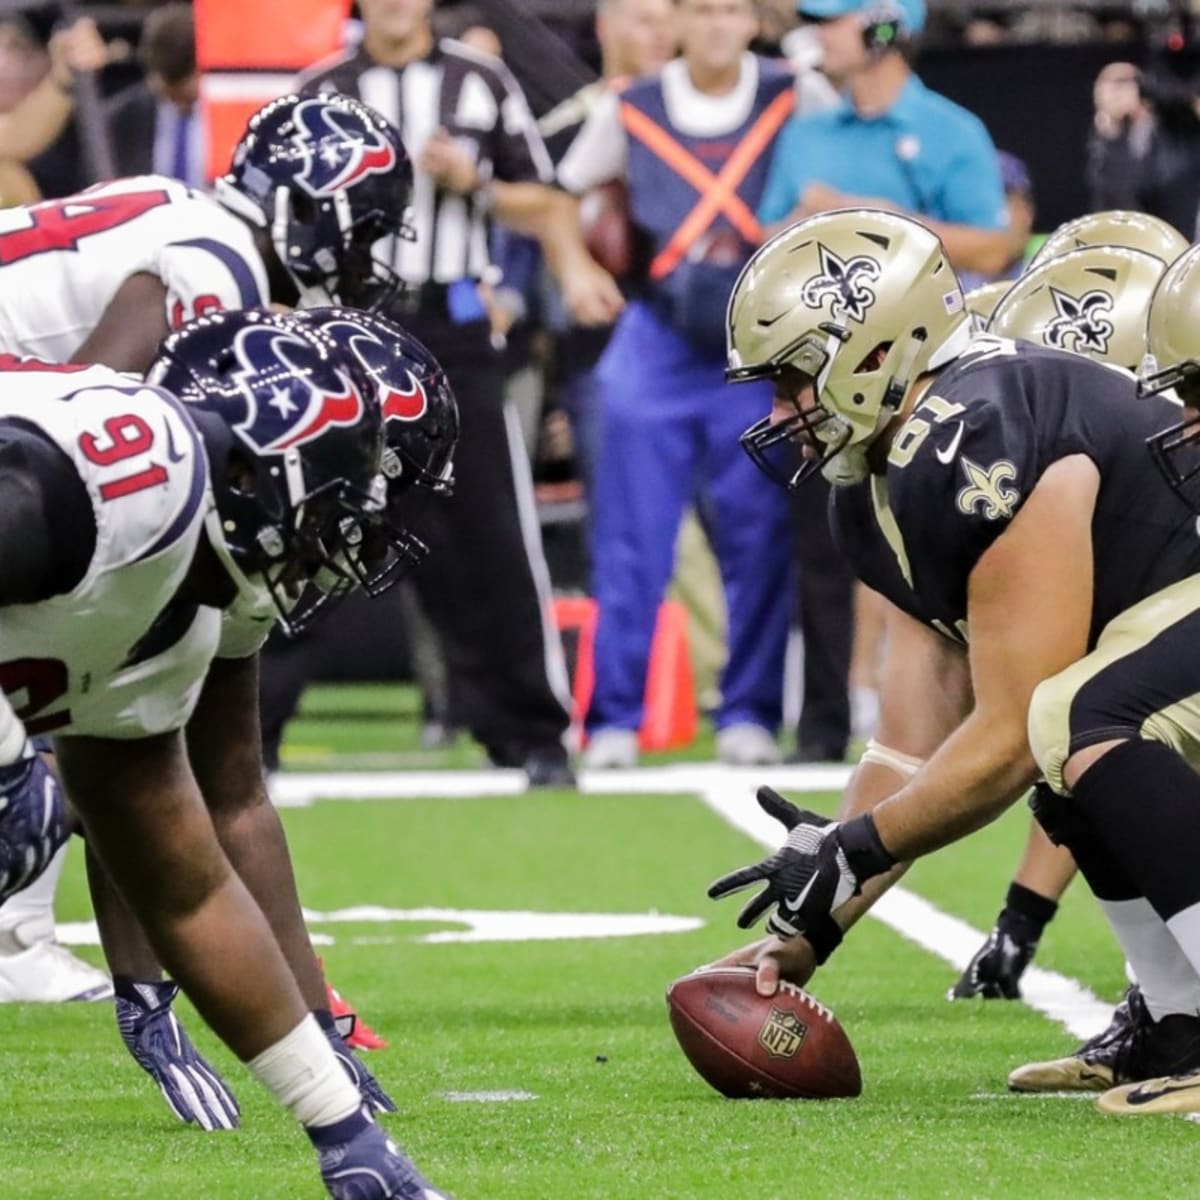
[312,1110,450,1200]
[716,723,782,767]
[1008,986,1200,1092]
[581,729,639,770]
[322,965,388,1051]
[949,925,1037,1000]
[1098,1067,1200,1115]
[0,939,112,1003]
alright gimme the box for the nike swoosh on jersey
[164,418,186,464]
[935,422,966,465]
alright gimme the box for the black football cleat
[1009,985,1200,1093]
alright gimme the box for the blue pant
[587,302,791,734]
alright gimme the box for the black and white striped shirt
[299,39,555,286]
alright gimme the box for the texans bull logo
[230,325,367,454]
[317,318,429,424]
[291,99,397,197]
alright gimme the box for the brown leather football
[579,179,634,279]
[667,967,862,1100]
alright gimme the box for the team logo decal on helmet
[1043,287,1114,356]
[230,325,367,454]
[291,99,399,196]
[309,317,430,423]
[801,244,881,324]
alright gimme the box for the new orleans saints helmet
[1140,242,1200,511]
[989,244,1166,371]
[964,280,1011,326]
[727,208,971,488]
[1028,210,1187,271]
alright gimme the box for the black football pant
[791,475,854,758]
[380,314,571,763]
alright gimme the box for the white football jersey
[0,176,270,362]
[0,359,220,738]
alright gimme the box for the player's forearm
[870,711,1038,862]
[0,74,74,163]
[498,184,591,278]
[921,221,1013,275]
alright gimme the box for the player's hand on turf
[707,786,894,941]
[705,933,818,997]
[318,1011,397,1114]
[115,978,240,1131]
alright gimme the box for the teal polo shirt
[759,74,1007,230]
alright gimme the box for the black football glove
[707,787,895,954]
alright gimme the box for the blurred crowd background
[6,0,1200,777]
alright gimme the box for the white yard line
[273,764,1112,1040]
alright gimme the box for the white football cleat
[581,729,639,770]
[0,940,113,1002]
[716,723,782,766]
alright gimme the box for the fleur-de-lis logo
[1043,287,1114,356]
[801,243,881,324]
[956,456,1020,520]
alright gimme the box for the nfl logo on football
[757,1007,808,1059]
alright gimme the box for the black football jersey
[830,334,1200,647]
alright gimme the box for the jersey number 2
[0,189,171,266]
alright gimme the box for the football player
[708,208,1200,1113]
[0,90,412,1007]
[72,307,457,1133]
[947,242,1168,1009]
[0,316,448,1196]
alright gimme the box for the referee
[288,0,623,786]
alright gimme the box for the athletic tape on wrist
[859,737,924,779]
[804,913,844,964]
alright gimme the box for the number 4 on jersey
[0,189,170,266]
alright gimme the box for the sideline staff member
[292,0,623,786]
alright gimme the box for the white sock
[248,1014,362,1129]
[0,689,25,766]
[1101,898,1200,1020]
[0,843,68,951]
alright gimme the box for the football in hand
[667,967,862,1100]
[579,179,634,279]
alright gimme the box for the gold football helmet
[727,209,970,487]
[1141,242,1200,510]
[989,244,1166,371]
[1028,210,1187,270]
[964,280,1011,325]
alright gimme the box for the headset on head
[861,2,908,55]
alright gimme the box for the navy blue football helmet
[285,307,459,594]
[148,309,388,634]
[215,94,413,309]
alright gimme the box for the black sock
[997,881,1058,944]
[1072,739,1200,921]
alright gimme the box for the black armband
[803,912,844,964]
[838,812,896,888]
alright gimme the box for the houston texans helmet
[284,307,459,593]
[147,309,388,634]
[215,93,413,309]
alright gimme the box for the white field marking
[268,765,1112,1038]
[439,1091,538,1102]
[55,908,701,949]
[697,773,1113,1042]
[969,1091,1097,1101]
[270,763,853,808]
